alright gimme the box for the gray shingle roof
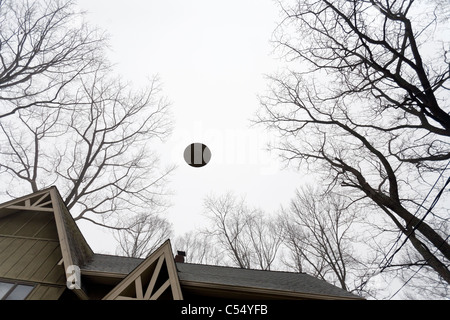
[81,254,361,299]
[81,253,143,275]
[176,263,359,299]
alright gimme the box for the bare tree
[0,0,105,118]
[246,212,284,270]
[257,0,450,286]
[0,65,175,229]
[0,0,175,263]
[203,192,283,270]
[280,185,378,296]
[173,231,222,265]
[114,212,173,258]
[203,193,254,268]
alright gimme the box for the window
[0,281,34,300]
[0,282,14,298]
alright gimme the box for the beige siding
[0,210,57,240]
[26,284,66,300]
[0,209,66,300]
[0,211,37,236]
[4,240,50,279]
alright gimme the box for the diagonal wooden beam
[35,200,53,208]
[149,280,170,300]
[144,255,164,299]
[135,276,143,299]
[33,193,51,206]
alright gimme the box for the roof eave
[179,279,364,300]
[49,187,90,300]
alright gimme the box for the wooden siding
[0,209,66,299]
[0,210,58,240]
[26,284,66,300]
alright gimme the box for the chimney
[175,250,186,263]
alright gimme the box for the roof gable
[0,187,93,299]
[103,240,183,300]
[82,251,362,300]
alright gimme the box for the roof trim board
[49,188,76,294]
[49,187,91,300]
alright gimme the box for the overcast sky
[75,0,312,253]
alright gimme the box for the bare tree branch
[280,185,377,294]
[257,0,450,287]
[0,0,107,118]
[202,192,283,270]
[114,212,173,258]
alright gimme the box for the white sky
[75,0,312,253]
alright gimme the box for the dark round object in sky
[183,143,211,168]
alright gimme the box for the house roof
[0,187,92,299]
[81,253,361,299]
[0,187,363,300]
[81,253,143,275]
[176,263,359,299]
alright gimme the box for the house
[0,187,363,300]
